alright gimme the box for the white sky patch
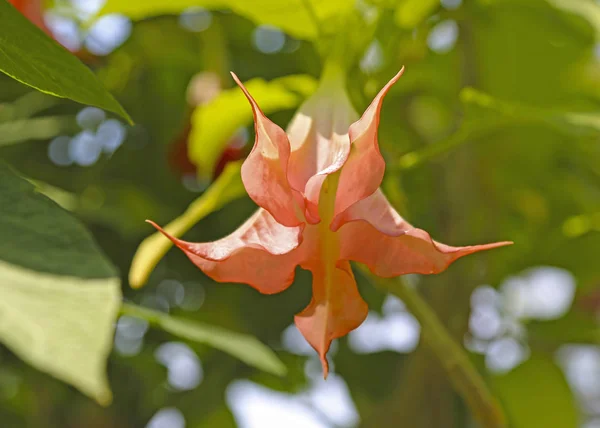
[360,40,384,74]
[382,295,407,315]
[155,342,203,391]
[502,266,576,321]
[427,20,459,53]
[253,26,285,54]
[227,375,358,428]
[282,324,316,356]
[557,345,600,414]
[146,407,186,428]
[85,14,132,55]
[485,337,528,374]
[349,310,420,354]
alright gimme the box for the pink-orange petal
[335,189,512,276]
[285,70,358,223]
[332,68,405,227]
[340,220,512,277]
[232,72,301,227]
[331,189,411,234]
[147,208,304,294]
[294,261,368,378]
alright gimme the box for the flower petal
[286,70,358,223]
[294,261,368,378]
[337,191,512,276]
[147,208,304,294]
[232,73,301,227]
[331,188,411,234]
[333,68,404,226]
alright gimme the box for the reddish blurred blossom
[169,72,246,180]
[9,0,51,35]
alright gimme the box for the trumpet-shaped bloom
[149,64,511,377]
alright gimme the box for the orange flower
[149,63,511,376]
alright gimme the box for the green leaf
[461,87,600,137]
[0,91,61,122]
[527,310,600,346]
[393,87,600,171]
[546,0,600,39]
[0,163,116,278]
[129,161,247,288]
[395,0,439,28]
[120,303,287,376]
[189,75,316,179]
[0,1,131,122]
[0,163,121,404]
[491,353,578,428]
[0,261,120,405]
[99,0,354,40]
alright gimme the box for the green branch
[359,267,507,428]
[301,0,324,39]
[391,116,517,171]
[119,302,287,376]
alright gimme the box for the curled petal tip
[146,220,176,243]
[389,67,405,86]
[231,72,260,112]
[481,240,514,249]
[230,71,241,85]
[320,354,329,379]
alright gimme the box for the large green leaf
[0,261,120,405]
[0,163,116,278]
[491,353,579,428]
[120,303,287,376]
[0,1,131,122]
[99,0,354,40]
[189,75,316,179]
[0,163,121,404]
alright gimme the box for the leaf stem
[119,302,288,376]
[391,116,516,171]
[358,267,507,428]
[119,301,162,323]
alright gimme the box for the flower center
[314,172,341,350]
[318,171,341,260]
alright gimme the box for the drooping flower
[149,62,512,377]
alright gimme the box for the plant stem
[359,267,507,428]
[391,116,522,171]
[301,0,324,39]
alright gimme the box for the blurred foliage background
[2,0,600,427]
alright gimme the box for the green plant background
[1,0,600,427]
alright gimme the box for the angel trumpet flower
[149,63,511,377]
